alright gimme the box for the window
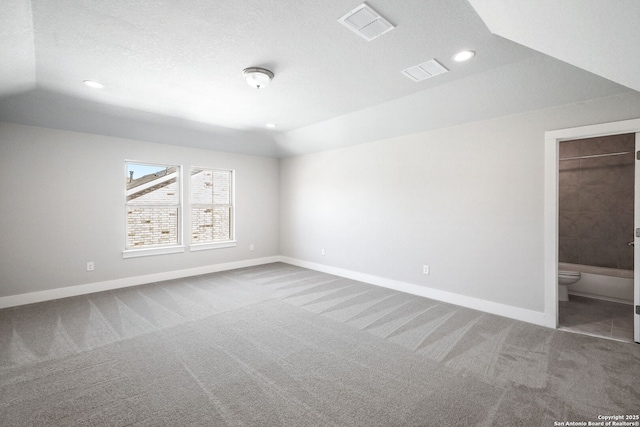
[190,168,235,249]
[124,162,183,257]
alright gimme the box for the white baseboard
[0,256,550,328]
[279,256,549,327]
[0,256,281,309]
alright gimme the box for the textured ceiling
[0,0,637,157]
[1,0,35,96]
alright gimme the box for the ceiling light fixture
[83,80,105,89]
[453,50,475,62]
[243,67,274,89]
[265,123,277,128]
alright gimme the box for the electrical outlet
[87,262,95,271]
[321,248,326,256]
[423,265,429,275]
[249,244,254,251]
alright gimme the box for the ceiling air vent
[338,3,395,41]
[402,59,448,82]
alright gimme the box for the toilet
[558,270,581,301]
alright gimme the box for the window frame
[122,160,185,259]
[189,166,237,252]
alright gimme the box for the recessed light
[453,50,475,62]
[265,123,277,128]
[83,80,105,89]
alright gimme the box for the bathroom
[558,133,635,342]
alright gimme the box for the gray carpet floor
[1,262,639,426]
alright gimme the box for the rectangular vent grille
[402,59,448,82]
[338,3,395,41]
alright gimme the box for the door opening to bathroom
[556,133,636,343]
[544,118,640,344]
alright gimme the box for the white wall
[280,92,640,314]
[3,91,640,318]
[0,122,280,298]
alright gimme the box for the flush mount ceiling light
[83,79,104,89]
[265,123,277,128]
[243,67,274,89]
[453,50,475,62]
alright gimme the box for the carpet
[1,263,639,426]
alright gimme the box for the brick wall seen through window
[191,168,233,244]
[125,163,180,249]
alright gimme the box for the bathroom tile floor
[559,295,635,342]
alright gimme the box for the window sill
[123,245,186,259]
[190,241,237,252]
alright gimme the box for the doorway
[544,118,640,344]
[556,133,634,341]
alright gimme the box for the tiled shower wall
[559,133,635,270]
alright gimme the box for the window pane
[127,165,179,204]
[190,167,233,245]
[191,169,213,204]
[213,170,231,204]
[126,207,179,248]
[191,206,231,243]
[191,169,231,205]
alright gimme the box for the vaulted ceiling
[1,0,638,157]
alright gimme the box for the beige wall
[3,91,640,315]
[280,92,640,313]
[0,123,280,297]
